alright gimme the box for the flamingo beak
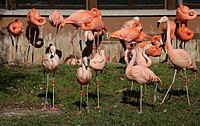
[157,22,160,28]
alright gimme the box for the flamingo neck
[166,19,173,52]
[126,50,136,71]
[142,45,152,67]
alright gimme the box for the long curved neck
[166,20,173,52]
[126,50,136,71]
[142,45,152,67]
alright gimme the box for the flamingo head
[49,44,56,58]
[132,21,143,32]
[91,8,102,19]
[82,57,89,69]
[157,16,169,27]
[152,35,163,46]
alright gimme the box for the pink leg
[160,69,177,104]
[79,85,83,114]
[50,78,59,111]
[95,72,100,109]
[41,73,49,111]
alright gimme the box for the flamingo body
[27,8,46,27]
[7,19,23,36]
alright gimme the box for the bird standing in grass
[42,44,62,111]
[126,48,162,113]
[157,16,198,105]
[76,57,92,113]
[90,50,108,109]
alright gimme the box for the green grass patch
[0,62,200,125]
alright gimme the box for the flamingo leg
[71,27,78,46]
[139,85,143,114]
[96,72,100,109]
[184,70,190,105]
[154,83,158,104]
[129,81,134,101]
[32,30,36,64]
[79,85,83,114]
[50,77,59,111]
[160,69,177,104]
[42,73,49,110]
[86,84,89,113]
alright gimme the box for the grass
[0,62,200,125]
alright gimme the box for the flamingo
[176,4,197,23]
[121,17,140,29]
[49,10,64,35]
[65,55,82,65]
[137,35,163,57]
[177,23,194,49]
[160,21,176,63]
[125,48,162,113]
[59,8,100,46]
[89,50,108,109]
[135,44,152,68]
[26,8,46,63]
[4,19,23,53]
[76,57,92,113]
[157,16,198,105]
[42,44,62,111]
[109,21,142,46]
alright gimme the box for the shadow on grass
[121,89,156,111]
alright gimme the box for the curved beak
[157,22,160,28]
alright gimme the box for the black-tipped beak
[157,22,160,28]
[50,55,54,59]
[159,44,164,48]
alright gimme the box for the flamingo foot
[41,107,48,111]
[50,107,59,111]
[138,111,142,114]
[95,106,101,112]
[77,111,83,115]
[160,102,164,105]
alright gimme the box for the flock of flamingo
[2,4,199,114]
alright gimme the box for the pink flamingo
[59,8,100,46]
[4,19,23,53]
[42,44,61,111]
[121,17,140,29]
[89,50,108,109]
[76,57,92,113]
[126,49,162,113]
[176,4,197,23]
[27,8,46,63]
[49,10,64,35]
[137,35,163,57]
[177,23,194,49]
[157,16,198,105]
[65,55,82,66]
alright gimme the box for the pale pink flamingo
[49,10,64,35]
[126,49,162,113]
[121,17,140,29]
[89,50,108,109]
[76,57,92,113]
[64,55,82,66]
[42,44,61,111]
[157,16,198,105]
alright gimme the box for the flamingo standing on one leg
[27,8,46,64]
[42,44,62,111]
[157,16,198,105]
[126,48,162,113]
[177,23,194,49]
[76,57,92,113]
[89,50,108,109]
[49,10,64,46]
[3,19,23,61]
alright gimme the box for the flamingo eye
[189,12,193,16]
